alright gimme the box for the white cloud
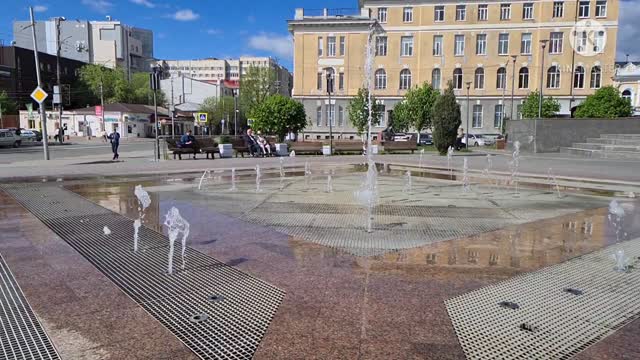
[171,9,200,21]
[33,5,48,12]
[617,0,640,61]
[248,33,293,60]
[206,29,222,35]
[130,0,155,8]
[81,0,113,14]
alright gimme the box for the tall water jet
[255,164,262,193]
[164,207,190,275]
[608,200,626,242]
[198,170,211,190]
[230,168,237,192]
[418,149,425,168]
[403,170,413,193]
[510,141,521,195]
[354,162,378,233]
[613,249,630,272]
[447,146,454,180]
[326,174,334,193]
[462,157,471,193]
[279,157,286,190]
[547,168,562,198]
[304,162,312,189]
[133,185,151,252]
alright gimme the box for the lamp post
[233,88,238,137]
[510,55,518,121]
[326,70,334,154]
[538,40,549,119]
[465,81,471,148]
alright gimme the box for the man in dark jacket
[107,130,120,160]
[180,130,198,159]
[245,128,262,157]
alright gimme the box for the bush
[250,95,307,142]
[575,86,633,118]
[520,90,560,118]
[431,82,461,155]
[219,135,231,144]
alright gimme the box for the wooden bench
[289,141,323,155]
[196,137,219,159]
[333,141,363,154]
[383,138,418,154]
[231,138,250,157]
[166,138,200,160]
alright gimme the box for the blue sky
[1,0,639,72]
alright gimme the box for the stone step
[571,143,640,152]
[601,134,640,140]
[560,147,640,160]
[586,138,640,146]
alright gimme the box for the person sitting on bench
[257,132,272,156]
[180,130,198,159]
[245,128,263,157]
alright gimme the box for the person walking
[107,130,120,160]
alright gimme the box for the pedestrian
[58,125,65,144]
[107,130,120,160]
[456,127,465,151]
[101,129,108,143]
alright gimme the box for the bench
[231,138,250,157]
[333,141,363,154]
[383,138,418,154]
[166,138,200,160]
[197,137,219,159]
[289,141,323,155]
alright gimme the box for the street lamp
[465,81,471,148]
[232,88,239,137]
[510,55,518,122]
[538,40,549,119]
[326,69,334,154]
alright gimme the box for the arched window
[573,66,585,89]
[590,66,602,89]
[496,67,507,89]
[375,69,387,90]
[547,66,560,89]
[518,67,529,89]
[474,68,485,89]
[453,68,463,89]
[400,69,412,90]
[432,68,441,90]
[622,90,632,103]
[324,68,335,93]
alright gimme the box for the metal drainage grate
[445,237,640,360]
[1,184,285,360]
[0,254,61,360]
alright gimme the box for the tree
[575,86,633,118]
[241,65,277,116]
[346,88,382,136]
[520,90,561,118]
[78,64,131,104]
[431,82,461,155]
[250,95,307,142]
[131,72,166,106]
[0,91,17,115]
[199,96,236,134]
[392,82,439,139]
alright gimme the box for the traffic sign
[30,87,48,104]
[197,113,208,123]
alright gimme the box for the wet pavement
[1,167,640,359]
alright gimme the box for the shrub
[431,82,461,155]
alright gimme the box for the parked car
[20,130,40,142]
[483,133,504,142]
[418,133,433,145]
[393,133,412,141]
[462,134,487,147]
[26,129,43,142]
[0,129,22,147]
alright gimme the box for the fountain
[482,154,492,189]
[447,146,454,180]
[289,150,296,157]
[462,157,471,193]
[612,250,630,272]
[510,141,521,195]
[163,207,190,275]
[198,170,211,190]
[103,226,111,236]
[608,200,626,242]
[133,185,151,252]
[304,162,312,189]
[326,174,334,193]
[230,168,237,192]
[255,165,262,193]
[403,170,412,193]
[418,149,425,168]
[355,162,378,233]
[547,168,562,198]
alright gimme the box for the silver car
[0,130,22,148]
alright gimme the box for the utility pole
[510,55,517,122]
[538,40,549,119]
[465,81,471,148]
[99,82,105,131]
[150,67,160,160]
[55,17,63,136]
[30,6,49,160]
[233,88,238,137]
[170,76,175,138]
[326,70,333,154]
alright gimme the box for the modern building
[289,1,619,139]
[614,61,640,116]
[13,17,154,75]
[158,56,293,96]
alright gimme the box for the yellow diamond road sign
[30,87,48,104]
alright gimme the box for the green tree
[0,91,18,115]
[346,88,382,136]
[431,82,461,155]
[199,96,236,134]
[250,95,306,142]
[575,86,633,118]
[78,64,131,104]
[392,82,439,139]
[520,90,561,118]
[241,65,277,116]
[131,72,166,106]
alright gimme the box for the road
[0,140,155,164]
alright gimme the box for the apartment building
[289,0,619,139]
[159,57,293,96]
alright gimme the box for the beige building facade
[289,0,619,139]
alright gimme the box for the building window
[472,105,483,128]
[375,36,387,56]
[318,37,323,57]
[500,4,511,20]
[375,69,387,90]
[550,32,563,54]
[401,36,414,56]
[317,72,323,90]
[622,89,632,102]
[316,106,322,126]
[377,104,387,127]
[523,3,534,20]
[325,68,335,93]
[574,66,585,88]
[456,5,466,21]
[547,66,561,89]
[596,0,607,17]
[326,104,335,126]
[553,1,564,18]
[521,33,532,54]
[327,37,336,57]
[494,105,504,128]
[519,67,530,89]
[400,69,412,90]
[339,72,345,90]
[339,36,346,56]
[455,35,465,56]
[497,67,507,89]
[378,7,387,23]
[478,4,488,21]
[579,0,590,18]
[432,68,441,89]
[474,68,485,89]
[476,34,487,55]
[338,106,345,127]
[403,7,413,22]
[594,31,605,53]
[590,66,602,88]
[433,35,443,56]
[453,68,463,89]
[498,33,510,55]
[435,5,445,21]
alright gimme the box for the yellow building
[288,0,619,139]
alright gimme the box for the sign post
[30,86,49,159]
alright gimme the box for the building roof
[71,103,169,116]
